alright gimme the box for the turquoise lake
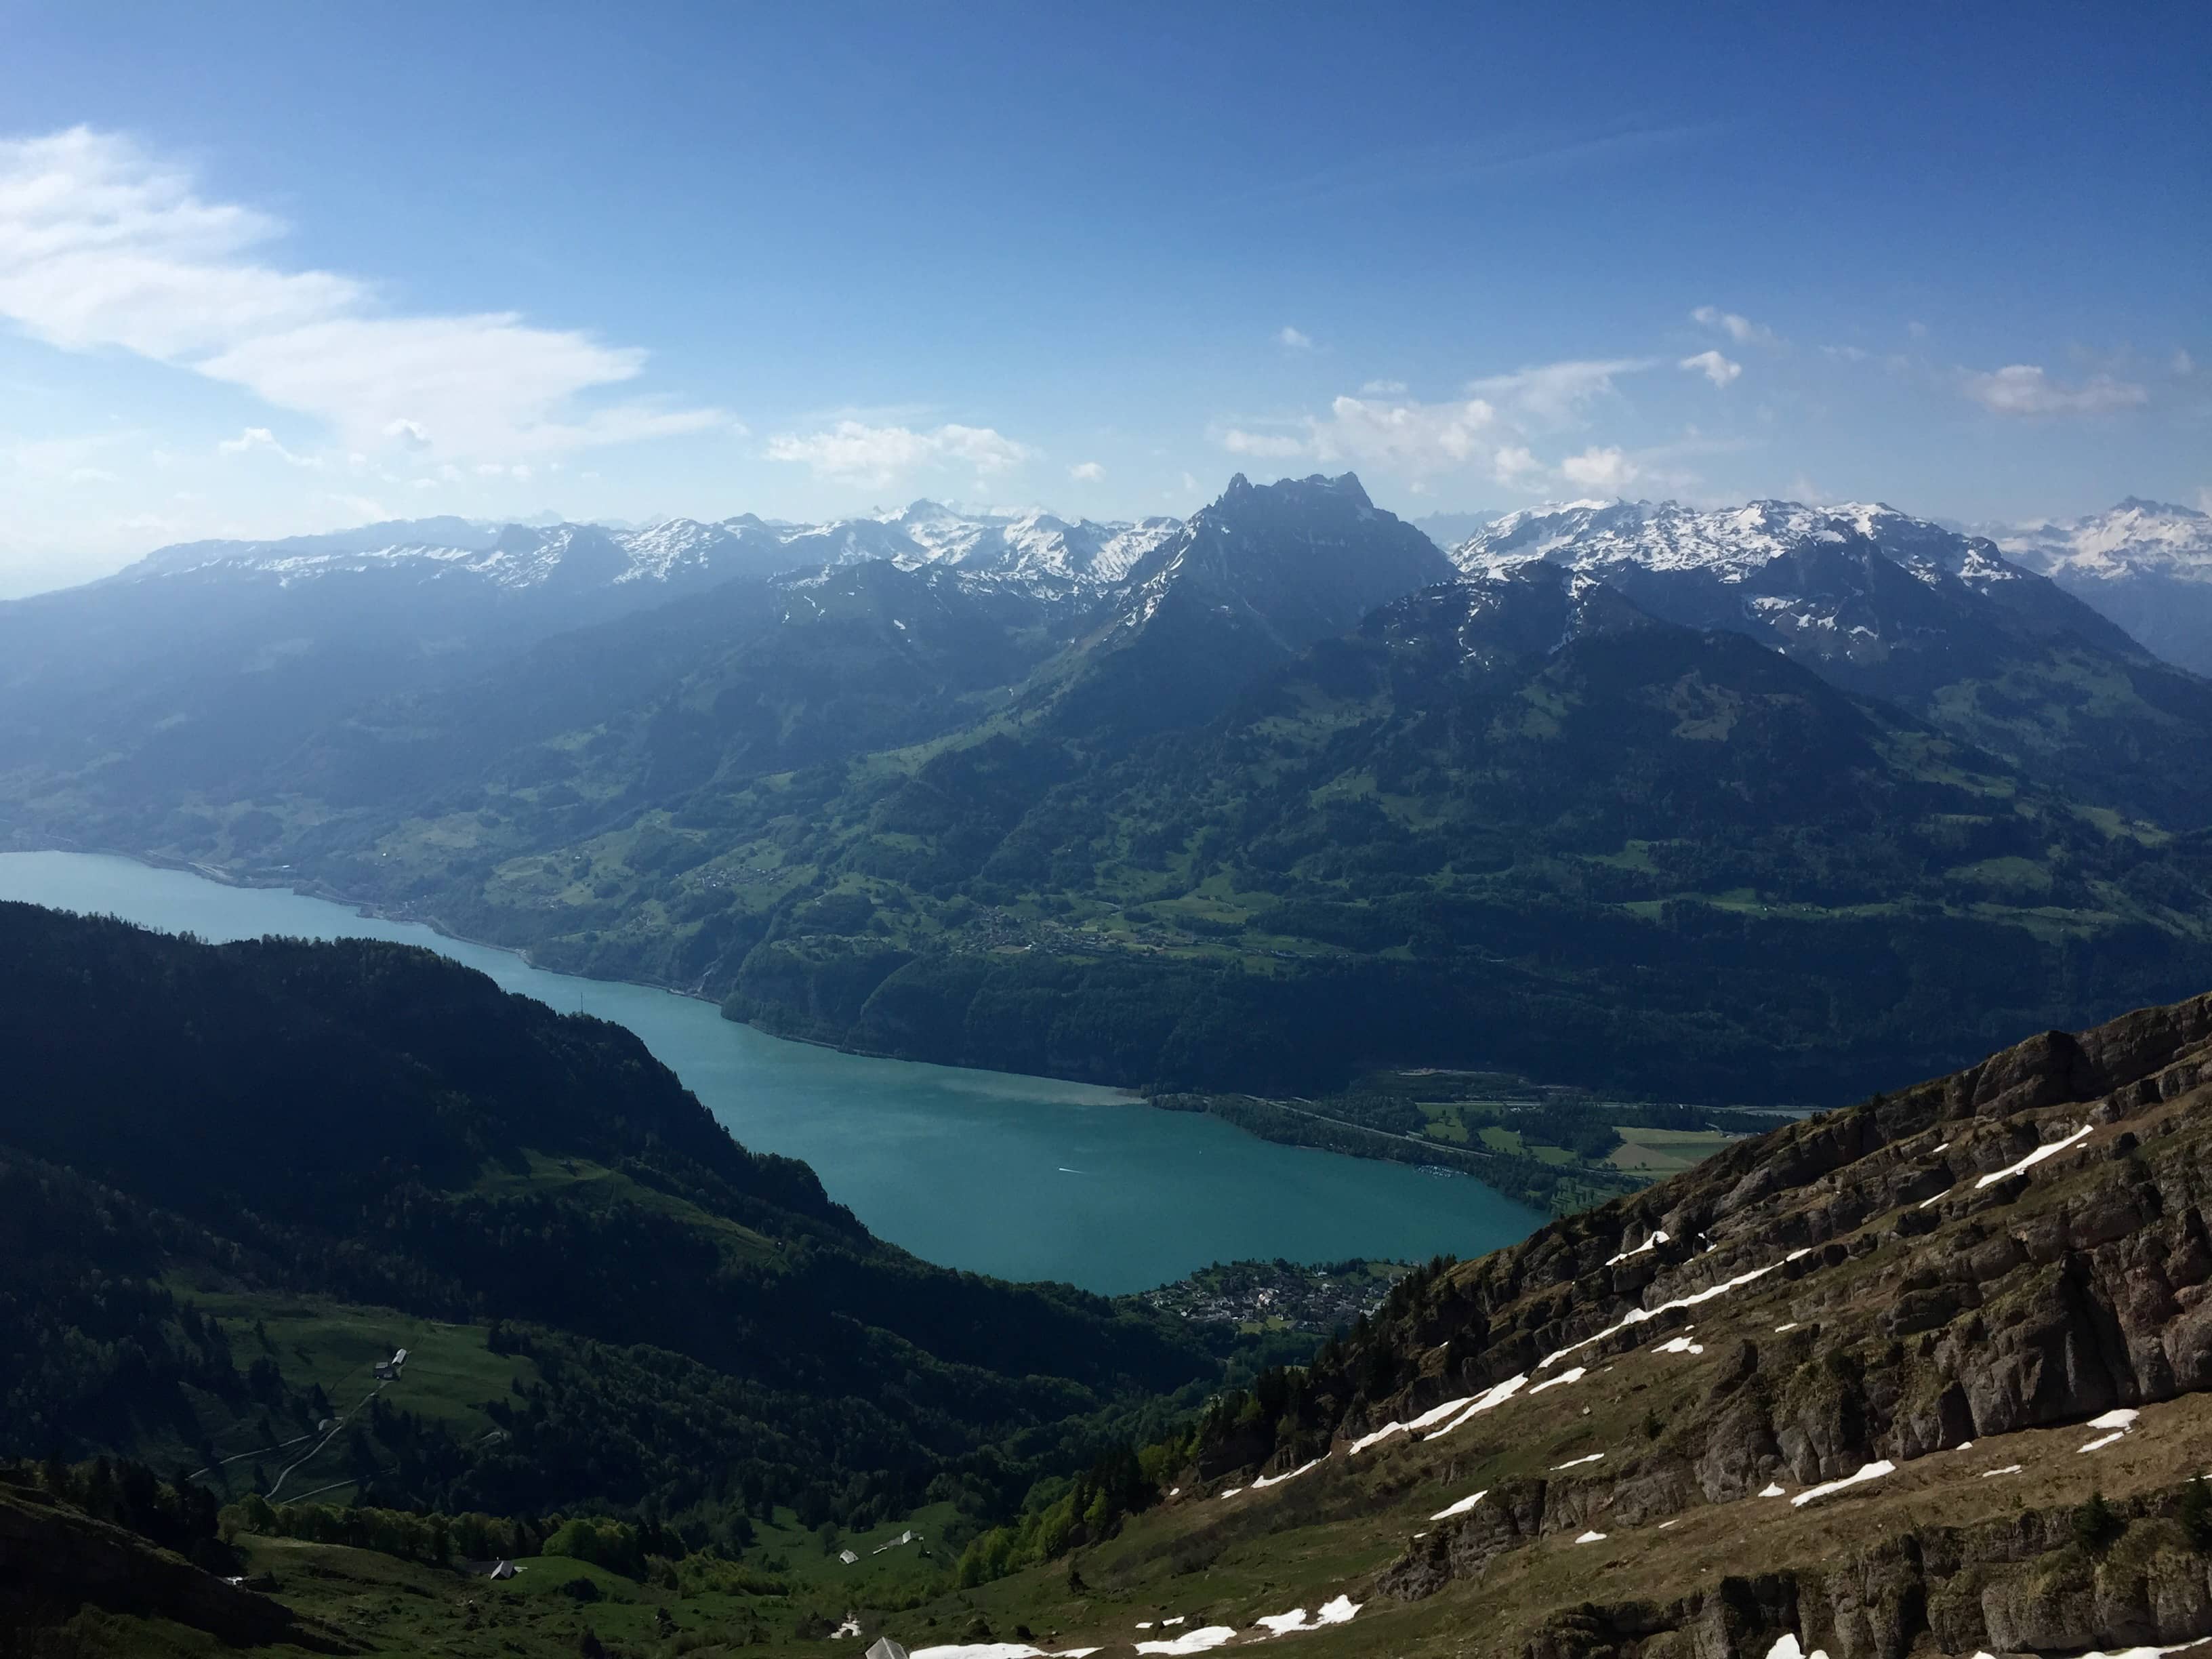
[0,850,1545,1293]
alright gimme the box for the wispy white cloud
[3,429,138,480]
[1559,445,1639,493]
[1961,363,2148,417]
[1219,427,1310,459]
[1277,325,1313,350]
[218,426,321,467]
[1493,445,1544,488]
[764,419,1034,486]
[1467,358,1656,426]
[1308,395,1508,474]
[1069,459,1105,482]
[1679,349,1741,388]
[1212,353,1699,494]
[0,127,727,462]
[1691,306,1778,348]
[1359,378,1407,395]
[1222,394,1550,491]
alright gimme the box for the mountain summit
[1996,498,2212,675]
[1452,497,2212,820]
[1040,472,1455,735]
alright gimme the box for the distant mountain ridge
[108,501,1185,606]
[9,474,2212,1108]
[1451,496,2212,819]
[1995,497,2212,676]
[1999,497,2212,583]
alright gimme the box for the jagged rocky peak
[1103,471,1455,656]
[1170,471,1443,572]
[1215,468,1375,514]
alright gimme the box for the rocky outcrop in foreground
[1149,992,2212,1657]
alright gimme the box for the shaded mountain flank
[712,559,2212,1104]
[1453,497,2212,824]
[0,902,1248,1546]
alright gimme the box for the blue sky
[1,1,2205,592]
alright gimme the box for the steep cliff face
[1336,992,2212,1474]
[1123,991,2212,1658]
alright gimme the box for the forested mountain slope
[0,902,1234,1540]
[665,562,2212,1103]
[8,935,2212,1657]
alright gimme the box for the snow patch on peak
[117,502,1187,604]
[1451,497,2015,590]
[1998,498,2212,586]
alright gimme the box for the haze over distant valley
[9,472,2212,1115]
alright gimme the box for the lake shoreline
[2,842,1649,1216]
[13,832,1152,1096]
[0,845,1551,1291]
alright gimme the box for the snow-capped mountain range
[1439,493,2212,821]
[1996,497,2212,584]
[1446,497,2054,680]
[118,501,1185,605]
[1454,497,2022,589]
[1991,499,2212,675]
[108,491,2210,665]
